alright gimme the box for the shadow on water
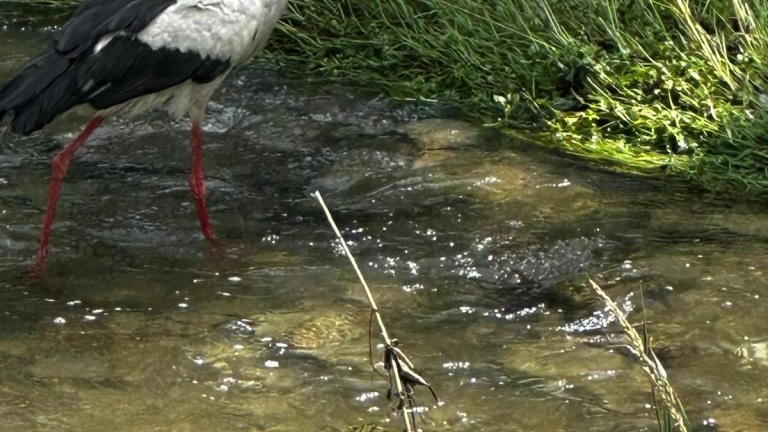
[2,24,768,432]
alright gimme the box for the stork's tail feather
[0,52,78,135]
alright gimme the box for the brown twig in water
[313,191,437,432]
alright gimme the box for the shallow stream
[2,22,768,432]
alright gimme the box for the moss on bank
[267,0,768,195]
[8,0,768,195]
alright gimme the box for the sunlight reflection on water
[1,23,768,432]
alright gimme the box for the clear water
[2,23,768,432]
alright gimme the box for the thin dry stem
[313,190,416,432]
[587,278,687,432]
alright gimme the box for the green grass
[266,0,768,195]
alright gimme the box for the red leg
[32,116,104,272]
[189,122,216,242]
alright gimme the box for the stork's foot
[28,261,46,279]
[29,244,51,276]
[202,228,223,248]
[190,177,217,243]
[190,186,222,247]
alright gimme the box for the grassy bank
[7,0,768,194]
[267,0,768,194]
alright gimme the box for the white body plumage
[139,0,287,64]
[107,0,288,121]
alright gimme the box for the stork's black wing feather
[83,38,231,109]
[0,0,231,135]
[55,0,177,55]
[0,54,72,117]
[0,0,176,112]
[10,36,230,134]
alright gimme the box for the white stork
[0,0,289,271]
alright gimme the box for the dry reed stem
[313,190,416,432]
[587,278,688,432]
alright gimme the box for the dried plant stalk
[587,278,688,432]
[314,191,437,432]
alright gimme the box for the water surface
[2,24,768,432]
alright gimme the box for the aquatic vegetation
[265,0,768,195]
